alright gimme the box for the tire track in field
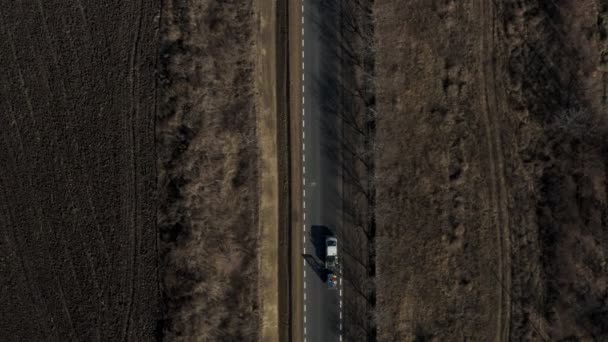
[122,1,145,339]
[1,17,81,341]
[0,165,78,341]
[478,0,512,340]
[34,0,69,101]
[0,171,52,340]
[62,163,104,342]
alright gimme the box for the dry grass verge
[374,0,608,340]
[374,1,503,340]
[157,1,260,340]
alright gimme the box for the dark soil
[0,1,161,341]
[0,1,262,341]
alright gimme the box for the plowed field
[0,2,160,341]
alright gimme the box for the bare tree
[551,107,605,141]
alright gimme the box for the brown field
[374,0,608,341]
[0,1,265,341]
[157,1,261,341]
[0,1,160,341]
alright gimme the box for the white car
[325,237,338,270]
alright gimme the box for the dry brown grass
[374,1,504,340]
[374,0,608,341]
[156,1,260,340]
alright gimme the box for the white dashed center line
[301,1,344,340]
[301,1,307,341]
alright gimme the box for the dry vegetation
[156,1,261,340]
[335,0,378,340]
[374,0,607,341]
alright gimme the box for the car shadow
[303,254,329,282]
[311,225,333,262]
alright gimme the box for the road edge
[276,0,292,340]
[288,0,304,341]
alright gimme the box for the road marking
[301,1,307,340]
[339,273,343,336]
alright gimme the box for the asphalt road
[301,0,343,341]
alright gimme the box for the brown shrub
[156,1,260,341]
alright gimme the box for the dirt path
[478,1,512,340]
[254,0,280,340]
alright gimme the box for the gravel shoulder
[253,0,282,340]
